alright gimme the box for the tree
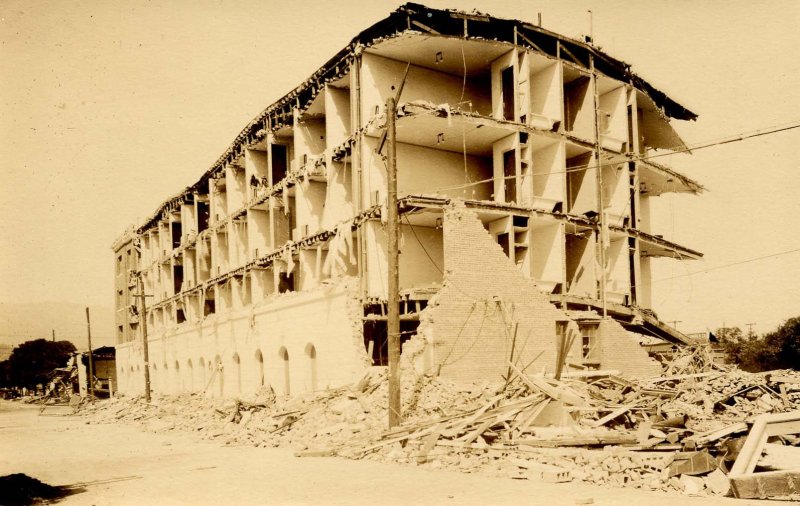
[718,318,800,372]
[6,339,76,388]
[717,326,748,365]
[762,317,800,370]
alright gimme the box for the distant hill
[0,302,115,351]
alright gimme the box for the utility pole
[386,95,401,428]
[589,54,607,318]
[669,320,682,330]
[135,274,152,402]
[746,322,756,337]
[52,329,55,342]
[85,307,95,402]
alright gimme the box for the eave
[133,2,698,236]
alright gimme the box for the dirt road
[0,400,763,505]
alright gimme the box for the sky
[1,0,798,338]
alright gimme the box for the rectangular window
[271,144,288,185]
[503,149,516,203]
[501,66,515,121]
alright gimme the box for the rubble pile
[79,350,800,498]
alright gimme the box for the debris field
[79,348,800,500]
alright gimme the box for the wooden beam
[517,30,546,55]
[559,43,584,66]
[410,20,440,35]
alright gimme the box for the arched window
[214,355,223,397]
[254,349,265,387]
[174,360,181,393]
[163,363,169,392]
[199,357,206,391]
[304,343,317,392]
[232,353,241,395]
[187,359,194,392]
[278,347,290,396]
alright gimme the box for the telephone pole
[85,307,95,402]
[746,323,756,337]
[386,95,401,428]
[52,329,55,342]
[135,274,152,402]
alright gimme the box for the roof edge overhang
[134,2,697,235]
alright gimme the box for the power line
[411,119,800,195]
[652,247,800,283]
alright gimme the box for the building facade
[112,4,703,398]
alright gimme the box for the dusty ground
[0,400,768,505]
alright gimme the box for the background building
[113,3,703,398]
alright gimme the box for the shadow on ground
[0,474,85,505]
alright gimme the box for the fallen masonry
[78,349,800,500]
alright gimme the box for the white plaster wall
[530,59,562,125]
[321,161,354,229]
[115,280,365,399]
[606,237,631,303]
[397,143,492,201]
[492,133,519,203]
[530,220,564,291]
[602,162,630,223]
[599,85,627,145]
[399,223,443,290]
[490,49,517,121]
[325,86,351,149]
[295,180,326,235]
[531,140,563,205]
[360,53,491,122]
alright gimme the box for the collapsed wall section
[408,203,581,382]
[598,319,662,377]
[407,203,661,381]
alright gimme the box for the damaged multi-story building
[112,3,704,398]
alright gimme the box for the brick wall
[406,203,662,382]
[409,203,581,382]
[598,319,662,377]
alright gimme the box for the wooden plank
[460,418,495,447]
[416,423,443,464]
[516,434,637,447]
[560,369,621,379]
[730,411,800,476]
[558,42,583,66]
[440,393,505,437]
[508,361,585,406]
[410,20,440,35]
[516,31,546,55]
[770,374,800,384]
[730,470,800,499]
[646,372,719,383]
[590,404,634,428]
[685,422,747,447]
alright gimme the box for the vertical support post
[85,307,95,402]
[52,329,55,342]
[589,55,607,318]
[138,275,152,402]
[386,96,401,428]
